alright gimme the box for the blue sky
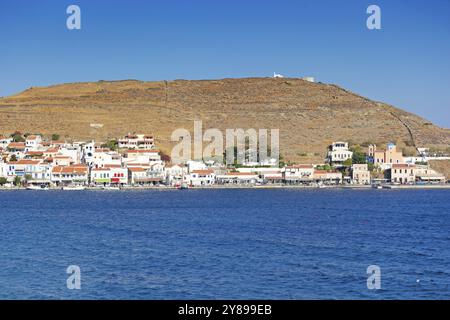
[1,0,449,127]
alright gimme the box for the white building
[51,165,89,186]
[283,165,315,182]
[123,150,161,165]
[184,169,215,186]
[81,141,96,166]
[186,160,207,173]
[93,151,122,168]
[216,172,259,184]
[118,133,154,150]
[165,164,187,186]
[0,136,13,150]
[327,142,353,166]
[25,135,42,151]
[414,165,445,183]
[107,166,128,185]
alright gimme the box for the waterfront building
[216,172,259,185]
[106,165,128,186]
[414,165,446,183]
[91,167,112,186]
[283,164,314,184]
[128,167,147,185]
[184,169,215,186]
[165,164,187,186]
[313,170,343,184]
[51,165,88,186]
[351,164,371,185]
[388,164,416,184]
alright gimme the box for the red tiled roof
[392,164,415,169]
[103,164,122,168]
[192,170,214,175]
[286,164,314,169]
[52,165,87,174]
[92,168,110,172]
[45,148,60,153]
[26,151,44,156]
[14,159,41,165]
[7,142,26,149]
[127,149,159,153]
[226,172,257,176]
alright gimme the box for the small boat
[26,184,49,190]
[62,185,86,191]
[178,183,189,190]
[103,186,121,191]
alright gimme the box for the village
[0,132,449,190]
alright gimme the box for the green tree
[10,154,18,162]
[352,151,367,164]
[102,139,118,151]
[349,145,367,164]
[11,134,25,142]
[0,177,7,186]
[343,158,353,167]
[24,174,32,182]
[51,133,60,141]
[316,164,334,171]
[13,176,22,187]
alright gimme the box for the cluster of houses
[327,141,447,185]
[0,133,447,189]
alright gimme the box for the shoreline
[1,184,450,191]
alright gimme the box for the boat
[102,186,121,191]
[26,184,49,190]
[62,185,86,191]
[178,183,189,190]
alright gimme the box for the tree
[102,139,118,151]
[316,164,334,171]
[24,174,32,182]
[10,154,17,162]
[0,177,7,186]
[51,133,60,141]
[11,134,25,142]
[352,150,367,164]
[13,176,22,187]
[350,145,367,164]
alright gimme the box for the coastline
[1,184,450,191]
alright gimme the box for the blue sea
[0,189,449,299]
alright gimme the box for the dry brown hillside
[1,78,449,162]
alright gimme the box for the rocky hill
[1,78,449,162]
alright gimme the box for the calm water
[0,189,449,299]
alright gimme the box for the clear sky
[1,0,449,127]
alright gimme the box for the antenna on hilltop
[273,72,284,78]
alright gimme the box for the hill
[1,78,449,162]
